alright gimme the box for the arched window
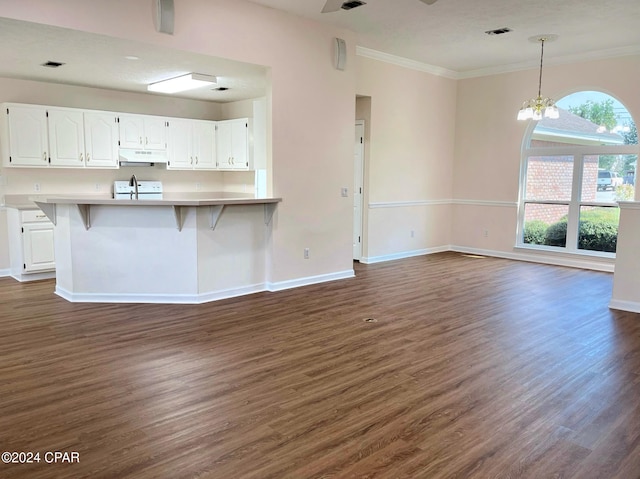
[518,91,638,255]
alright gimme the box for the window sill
[513,244,615,272]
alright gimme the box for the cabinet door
[216,121,233,169]
[143,117,167,150]
[118,115,144,148]
[230,120,248,169]
[22,222,55,272]
[48,109,85,167]
[166,118,193,169]
[84,112,119,168]
[193,121,216,170]
[6,105,49,166]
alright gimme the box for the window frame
[517,143,638,256]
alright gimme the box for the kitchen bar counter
[31,193,281,231]
[30,193,282,304]
[30,191,282,206]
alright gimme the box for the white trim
[368,199,517,208]
[55,283,269,304]
[0,268,10,278]
[609,299,640,314]
[356,46,458,79]
[452,199,518,208]
[360,246,449,264]
[618,201,640,210]
[357,44,640,80]
[450,245,615,273]
[369,199,451,208]
[267,269,355,292]
[11,270,56,282]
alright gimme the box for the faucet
[129,174,139,200]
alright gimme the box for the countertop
[27,192,282,207]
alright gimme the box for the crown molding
[356,44,640,81]
[355,46,458,79]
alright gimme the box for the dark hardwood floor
[1,252,639,478]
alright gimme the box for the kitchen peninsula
[32,193,281,303]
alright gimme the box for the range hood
[119,149,169,166]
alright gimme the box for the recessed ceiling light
[125,56,139,61]
[41,61,65,68]
[147,73,217,94]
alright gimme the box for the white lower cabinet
[7,208,56,281]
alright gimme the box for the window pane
[582,155,636,202]
[578,206,619,253]
[523,203,569,247]
[525,156,574,201]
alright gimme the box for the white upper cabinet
[83,112,119,168]
[4,104,49,167]
[48,109,85,167]
[216,118,249,170]
[167,118,216,170]
[118,114,167,150]
[192,120,216,170]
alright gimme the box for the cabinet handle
[87,154,90,162]
[80,153,83,162]
[139,136,143,145]
[190,156,193,164]
[195,156,198,164]
[145,137,148,145]
[43,151,47,162]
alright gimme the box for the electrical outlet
[95,183,102,191]
[411,230,415,238]
[196,182,202,191]
[341,187,348,197]
[304,248,310,259]
[33,183,41,192]
[483,229,489,238]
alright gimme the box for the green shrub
[523,220,548,245]
[578,209,618,252]
[615,184,635,201]
[543,209,619,252]
[545,220,567,247]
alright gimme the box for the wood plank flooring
[1,252,639,478]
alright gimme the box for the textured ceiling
[248,0,640,76]
[1,0,639,104]
[0,17,268,103]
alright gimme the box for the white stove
[113,180,163,200]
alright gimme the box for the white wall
[356,55,457,262]
[452,55,640,265]
[0,0,357,284]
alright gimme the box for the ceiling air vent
[41,61,66,68]
[485,27,513,36]
[341,1,366,11]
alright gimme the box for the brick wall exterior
[525,155,599,225]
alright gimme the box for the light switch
[341,187,348,197]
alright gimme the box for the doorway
[354,120,364,260]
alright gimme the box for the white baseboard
[268,269,354,292]
[609,299,640,314]
[360,246,449,264]
[450,245,615,273]
[54,270,357,304]
[56,283,268,304]
[11,270,56,282]
[0,268,10,278]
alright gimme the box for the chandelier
[517,35,559,121]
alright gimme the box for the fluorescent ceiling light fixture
[147,73,217,93]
